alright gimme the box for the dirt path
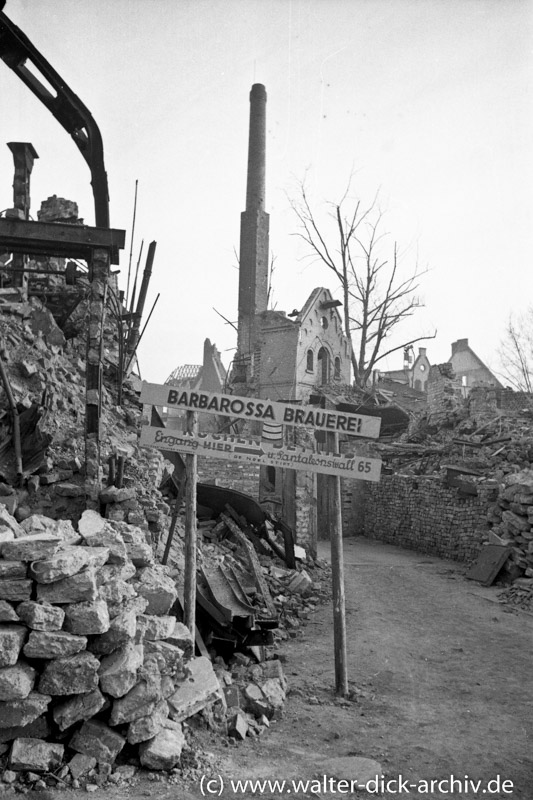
[56,537,532,800]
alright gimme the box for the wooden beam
[0,217,125,265]
[183,411,198,635]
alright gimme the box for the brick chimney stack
[236,84,270,380]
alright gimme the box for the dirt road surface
[41,537,533,800]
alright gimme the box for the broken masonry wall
[344,474,495,562]
[197,458,260,499]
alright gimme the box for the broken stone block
[21,515,78,543]
[29,547,90,584]
[223,686,242,708]
[36,566,97,604]
[0,715,50,744]
[53,689,106,731]
[144,640,187,679]
[98,577,136,617]
[39,651,100,695]
[0,601,19,623]
[138,719,184,770]
[2,534,62,562]
[127,699,168,744]
[16,601,65,631]
[82,529,127,565]
[0,662,36,701]
[227,709,248,740]
[167,657,221,723]
[260,678,286,716]
[165,620,194,659]
[83,547,111,570]
[0,692,51,729]
[54,483,85,498]
[0,579,32,602]
[68,753,97,780]
[90,606,137,655]
[0,531,15,547]
[134,565,177,615]
[99,486,135,504]
[9,738,64,772]
[63,599,110,635]
[243,683,271,718]
[24,631,87,660]
[125,541,154,567]
[136,614,176,642]
[109,677,161,725]
[78,509,106,538]
[0,562,27,580]
[288,569,313,595]
[0,625,27,667]
[98,643,143,698]
[0,507,24,537]
[70,719,125,764]
[96,562,136,585]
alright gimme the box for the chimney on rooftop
[236,84,270,377]
[451,338,469,355]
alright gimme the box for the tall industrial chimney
[236,84,270,378]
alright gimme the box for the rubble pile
[497,579,533,612]
[0,503,225,785]
[486,469,533,578]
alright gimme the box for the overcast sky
[1,0,532,384]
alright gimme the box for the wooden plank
[0,218,125,264]
[183,412,198,635]
[220,513,277,618]
[327,431,348,697]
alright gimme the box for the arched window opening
[317,347,330,385]
[306,349,314,372]
[334,357,341,381]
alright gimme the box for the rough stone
[138,719,185,770]
[227,709,248,740]
[24,630,87,660]
[96,562,136,585]
[98,578,136,617]
[167,657,221,723]
[83,547,111,570]
[0,507,23,537]
[1,534,62,562]
[127,699,168,744]
[29,547,90,584]
[0,715,50,744]
[0,562,26,580]
[21,516,78,543]
[9,738,64,772]
[53,689,106,731]
[39,651,100,695]
[82,529,127,564]
[98,643,143,698]
[0,602,19,624]
[16,602,65,631]
[144,640,186,679]
[0,530,15,547]
[68,753,97,779]
[0,662,36,701]
[260,678,286,716]
[99,486,135,504]
[0,692,51,729]
[0,580,32,602]
[243,683,270,718]
[69,719,125,764]
[63,599,110,635]
[36,567,97,604]
[0,626,27,667]
[78,510,106,538]
[136,614,175,642]
[125,541,154,567]
[90,606,137,655]
[165,620,194,659]
[109,677,161,725]
[134,565,177,615]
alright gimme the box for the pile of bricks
[0,505,223,786]
[486,469,533,576]
[497,579,533,612]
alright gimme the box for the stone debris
[9,737,64,772]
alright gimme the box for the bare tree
[290,178,435,388]
[498,309,533,392]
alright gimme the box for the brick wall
[343,473,496,562]
[197,457,260,498]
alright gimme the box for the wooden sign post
[139,383,382,690]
